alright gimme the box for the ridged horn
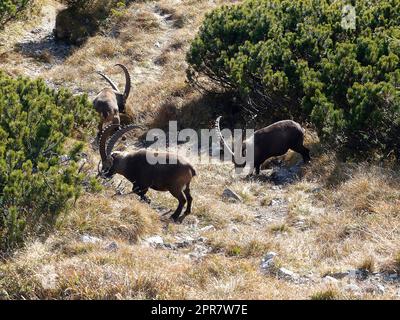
[99,124,120,164]
[115,64,131,102]
[96,71,120,93]
[215,116,234,157]
[106,124,145,157]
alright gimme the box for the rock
[278,267,299,280]
[263,252,277,261]
[311,187,322,193]
[0,289,9,299]
[81,234,101,244]
[229,225,240,233]
[260,260,275,272]
[31,28,43,34]
[324,271,349,280]
[222,188,242,202]
[270,165,301,185]
[344,284,362,294]
[144,235,164,247]
[183,216,199,226]
[163,243,177,250]
[189,244,210,260]
[348,269,368,280]
[200,225,215,232]
[323,276,339,284]
[105,242,118,252]
[365,283,385,295]
[60,154,70,162]
[269,199,282,206]
[382,273,397,281]
[375,284,385,294]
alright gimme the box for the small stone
[0,289,9,299]
[325,271,349,280]
[144,235,164,247]
[176,240,192,248]
[323,276,339,284]
[200,225,215,232]
[311,187,322,193]
[365,283,385,294]
[260,252,277,272]
[105,241,118,252]
[222,188,242,202]
[81,234,101,244]
[348,269,368,280]
[375,284,385,294]
[278,267,298,280]
[229,225,240,233]
[269,199,281,206]
[60,154,70,162]
[263,252,277,261]
[344,284,362,294]
[163,243,176,250]
[31,28,42,34]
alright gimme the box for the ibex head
[99,124,144,177]
[97,64,132,113]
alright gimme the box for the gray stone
[324,271,349,280]
[348,269,368,280]
[81,234,101,244]
[376,284,385,294]
[260,252,277,272]
[105,241,118,252]
[222,188,242,202]
[144,235,164,247]
[163,243,177,250]
[200,225,216,232]
[278,267,299,280]
[263,252,277,261]
[323,276,339,284]
[344,284,362,294]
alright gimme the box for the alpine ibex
[99,125,196,223]
[215,116,310,175]
[93,64,132,138]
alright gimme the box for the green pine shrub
[0,0,30,27]
[56,1,132,44]
[0,72,97,251]
[187,0,400,158]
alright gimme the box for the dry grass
[1,0,400,301]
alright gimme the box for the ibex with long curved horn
[215,116,310,175]
[99,125,196,223]
[93,64,132,139]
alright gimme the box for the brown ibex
[215,116,310,175]
[99,125,196,223]
[93,64,132,138]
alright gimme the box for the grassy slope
[0,0,400,300]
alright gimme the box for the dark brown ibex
[99,125,196,223]
[215,116,310,175]
[93,64,132,138]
